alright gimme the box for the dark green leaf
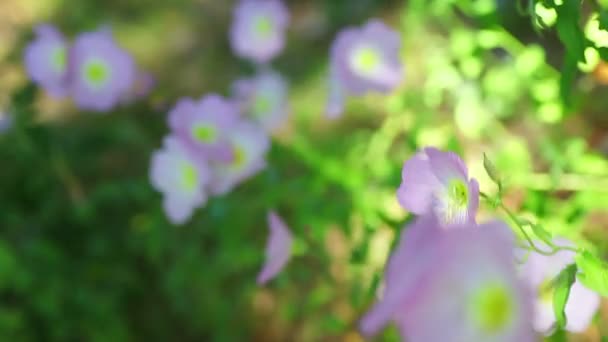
[554,0,586,105]
[555,1,586,62]
[599,11,608,31]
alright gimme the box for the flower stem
[480,192,579,256]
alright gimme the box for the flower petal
[360,214,442,336]
[396,151,441,214]
[257,211,293,285]
[424,147,468,185]
[467,178,480,223]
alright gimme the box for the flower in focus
[168,94,239,162]
[69,29,135,111]
[232,69,289,132]
[24,25,69,97]
[397,147,479,225]
[518,239,600,334]
[229,0,289,64]
[327,19,403,117]
[257,210,293,285]
[361,216,535,341]
[209,121,270,195]
[149,135,211,225]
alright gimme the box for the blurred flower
[326,68,347,119]
[168,94,239,162]
[24,25,69,97]
[361,216,534,341]
[518,240,600,334]
[69,29,135,111]
[209,121,270,195]
[257,210,293,285]
[327,19,403,117]
[229,0,290,64]
[0,111,12,134]
[122,70,155,104]
[232,69,289,132]
[149,135,211,225]
[132,71,155,99]
[131,70,156,100]
[397,147,479,225]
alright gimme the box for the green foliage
[576,251,608,297]
[552,263,577,328]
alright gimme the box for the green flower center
[51,47,66,73]
[192,124,216,143]
[255,16,273,38]
[472,284,513,333]
[232,146,246,169]
[351,46,381,75]
[83,59,110,88]
[181,163,198,190]
[449,179,469,207]
[253,94,272,117]
[539,279,554,304]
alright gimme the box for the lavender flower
[168,94,240,162]
[149,135,211,225]
[361,216,535,341]
[229,0,289,64]
[397,147,479,225]
[69,29,135,111]
[327,19,403,117]
[232,69,289,131]
[518,240,600,334]
[209,121,270,195]
[257,211,293,285]
[24,25,69,97]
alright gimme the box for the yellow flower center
[51,46,66,73]
[255,16,273,38]
[181,163,198,190]
[232,146,246,169]
[351,46,381,75]
[539,279,554,304]
[449,179,469,207]
[83,59,110,88]
[253,95,272,117]
[192,124,216,143]
[472,284,513,333]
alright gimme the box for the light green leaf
[575,251,608,297]
[483,153,502,190]
[552,264,577,328]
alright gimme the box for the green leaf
[554,0,586,106]
[575,251,608,296]
[552,264,577,328]
[530,223,553,246]
[555,1,586,62]
[559,53,578,107]
[599,11,608,31]
[483,153,502,190]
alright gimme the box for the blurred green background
[0,0,607,341]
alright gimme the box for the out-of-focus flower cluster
[24,25,153,111]
[20,2,604,340]
[150,0,291,225]
[327,20,405,118]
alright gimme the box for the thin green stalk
[480,192,580,256]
